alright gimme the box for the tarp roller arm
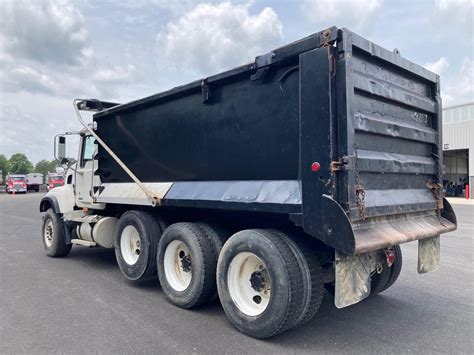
[73,99,160,207]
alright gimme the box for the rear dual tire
[324,245,403,296]
[115,210,162,281]
[157,222,227,308]
[371,245,403,294]
[272,231,324,326]
[217,229,315,339]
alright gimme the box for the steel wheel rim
[120,225,141,265]
[164,240,192,291]
[227,252,271,316]
[44,219,53,248]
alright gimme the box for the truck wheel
[371,245,403,294]
[157,222,217,308]
[270,230,324,326]
[42,208,72,257]
[195,222,228,255]
[115,210,161,281]
[195,222,229,300]
[217,229,304,338]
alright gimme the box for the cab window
[81,136,95,167]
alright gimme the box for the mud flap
[335,250,372,308]
[418,235,440,274]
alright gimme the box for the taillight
[49,183,54,188]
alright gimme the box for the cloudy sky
[0,0,472,164]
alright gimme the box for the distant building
[442,102,473,199]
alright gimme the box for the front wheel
[42,208,72,257]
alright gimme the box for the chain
[354,143,366,221]
[429,132,444,223]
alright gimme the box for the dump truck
[40,27,457,338]
[6,174,27,194]
[26,173,43,192]
[46,172,65,191]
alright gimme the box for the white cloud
[0,95,82,163]
[433,0,473,30]
[426,57,474,106]
[424,57,449,75]
[301,0,383,32]
[157,1,283,75]
[93,64,137,83]
[0,0,91,65]
[1,65,57,94]
[435,0,473,11]
[114,0,216,14]
[442,58,474,106]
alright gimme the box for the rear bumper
[352,199,456,254]
[333,198,456,309]
[319,196,457,255]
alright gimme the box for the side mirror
[54,135,67,161]
[58,136,66,159]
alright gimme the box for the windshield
[11,177,25,181]
[50,175,64,180]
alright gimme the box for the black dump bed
[92,27,456,254]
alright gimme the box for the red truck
[47,173,65,191]
[5,175,27,194]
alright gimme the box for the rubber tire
[114,210,161,281]
[269,230,324,327]
[157,222,217,309]
[217,229,305,339]
[195,222,229,255]
[155,216,168,233]
[42,208,72,257]
[195,222,230,300]
[371,245,403,294]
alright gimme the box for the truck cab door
[75,135,103,209]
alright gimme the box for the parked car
[5,175,27,194]
[26,173,43,192]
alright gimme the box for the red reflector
[386,250,396,267]
[311,162,320,172]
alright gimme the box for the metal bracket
[250,51,274,81]
[252,51,274,69]
[73,99,160,207]
[330,157,348,173]
[201,79,210,103]
[251,67,269,81]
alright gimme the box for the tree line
[0,153,60,182]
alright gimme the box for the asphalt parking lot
[0,193,472,354]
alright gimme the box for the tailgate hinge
[330,157,348,173]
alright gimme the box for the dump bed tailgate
[335,29,456,253]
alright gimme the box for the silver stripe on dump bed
[95,182,173,205]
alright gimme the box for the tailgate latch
[330,157,348,173]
